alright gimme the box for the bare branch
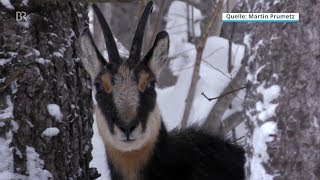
[201,66,246,134]
[180,0,224,128]
[202,59,233,80]
[222,111,245,134]
[201,86,246,101]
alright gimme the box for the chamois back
[107,124,246,180]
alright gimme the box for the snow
[0,122,5,127]
[246,84,280,179]
[0,96,16,179]
[33,49,40,57]
[35,58,50,64]
[244,34,252,49]
[49,33,58,38]
[26,146,53,179]
[0,96,14,120]
[256,83,280,121]
[313,116,319,128]
[0,132,14,178]
[250,121,277,180]
[17,15,30,28]
[10,79,18,94]
[8,52,17,57]
[0,131,27,179]
[257,84,280,103]
[0,77,6,83]
[88,6,94,33]
[90,115,110,180]
[0,58,12,66]
[0,0,14,9]
[190,36,244,124]
[22,0,28,6]
[157,1,245,128]
[10,120,19,131]
[53,52,63,58]
[245,24,281,179]
[47,104,63,121]
[156,1,199,129]
[165,1,202,40]
[41,127,60,137]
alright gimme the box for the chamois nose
[118,124,137,141]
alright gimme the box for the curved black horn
[83,28,107,65]
[128,1,154,64]
[92,4,120,64]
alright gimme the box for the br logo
[16,11,27,21]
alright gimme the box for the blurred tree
[0,1,98,179]
[244,0,320,179]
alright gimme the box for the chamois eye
[95,82,104,92]
[146,80,157,90]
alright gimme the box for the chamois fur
[108,122,245,180]
[138,124,244,180]
[80,1,245,180]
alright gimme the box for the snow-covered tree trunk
[245,0,320,179]
[0,1,96,179]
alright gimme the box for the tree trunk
[181,0,223,128]
[0,1,97,179]
[244,0,320,179]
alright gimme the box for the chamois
[80,1,245,180]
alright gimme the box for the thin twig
[202,59,232,80]
[169,47,196,58]
[231,136,245,144]
[191,4,195,43]
[187,1,191,42]
[202,47,224,59]
[180,0,224,128]
[222,111,245,134]
[201,86,246,101]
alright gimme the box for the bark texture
[245,0,320,179]
[0,1,96,179]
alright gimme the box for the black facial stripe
[134,63,157,131]
[96,62,157,135]
[95,64,119,135]
[95,91,118,134]
[137,89,157,131]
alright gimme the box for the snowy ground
[90,1,245,179]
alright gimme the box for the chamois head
[81,1,169,152]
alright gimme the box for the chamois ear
[80,29,107,81]
[143,31,169,77]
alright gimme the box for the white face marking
[95,104,161,152]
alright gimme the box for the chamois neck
[105,104,164,180]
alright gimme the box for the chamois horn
[128,1,154,65]
[92,4,121,64]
